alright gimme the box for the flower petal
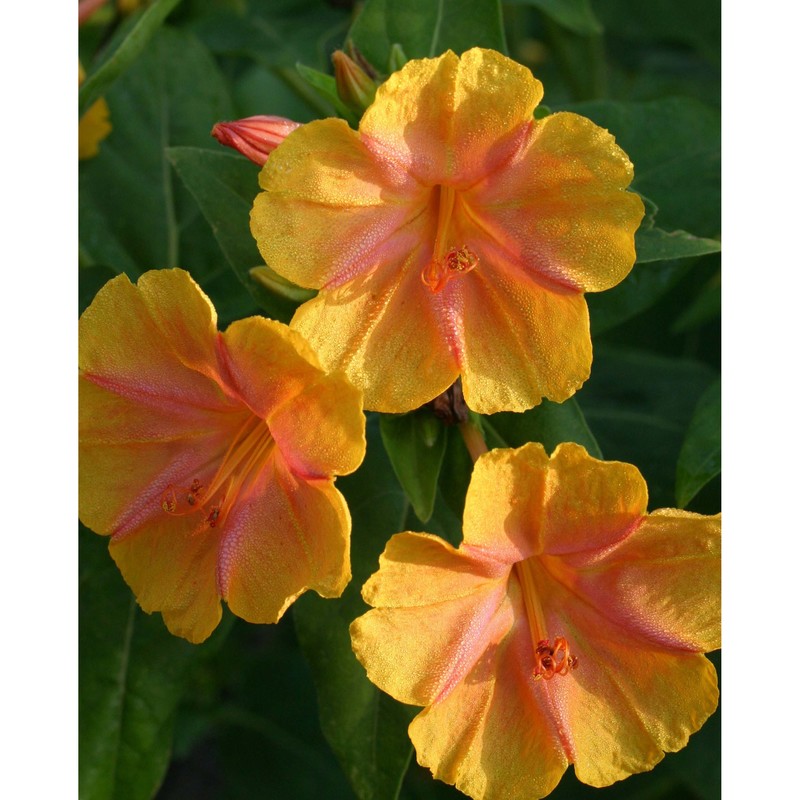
[463,443,649,561]
[79,270,233,409]
[218,454,351,624]
[560,509,721,652]
[454,265,591,413]
[541,567,719,787]
[220,317,366,476]
[540,442,648,554]
[464,112,644,292]
[362,532,509,607]
[290,254,459,413]
[79,379,245,537]
[462,445,549,563]
[409,617,568,800]
[251,117,423,290]
[109,513,223,644]
[352,533,512,707]
[361,48,542,186]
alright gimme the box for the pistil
[515,559,578,681]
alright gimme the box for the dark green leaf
[293,418,415,800]
[672,270,721,333]
[588,259,692,335]
[508,0,602,36]
[79,27,258,322]
[636,227,720,264]
[579,346,717,508]
[563,97,720,237]
[295,62,359,125]
[190,2,349,72]
[79,526,226,800]
[379,410,448,523]
[163,617,354,799]
[482,397,602,458]
[79,0,182,116]
[597,0,720,65]
[168,146,299,322]
[675,378,721,508]
[349,0,507,71]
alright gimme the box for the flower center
[420,185,479,293]
[160,414,274,530]
[515,559,578,681]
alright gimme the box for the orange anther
[532,636,576,681]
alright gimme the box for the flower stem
[459,419,488,463]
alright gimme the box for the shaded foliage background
[79,1,720,798]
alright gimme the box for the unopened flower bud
[211,115,301,166]
[332,50,378,114]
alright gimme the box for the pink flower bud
[211,115,301,166]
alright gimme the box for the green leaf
[349,0,507,71]
[563,97,720,237]
[295,62,360,125]
[79,526,227,800]
[635,227,720,264]
[79,0,182,116]
[79,27,257,323]
[578,346,717,508]
[168,146,299,322]
[559,98,720,334]
[508,0,602,36]
[587,258,691,335]
[482,398,602,458]
[379,410,448,523]
[79,264,120,315]
[596,0,720,65]
[293,418,415,800]
[672,270,721,333]
[675,378,721,508]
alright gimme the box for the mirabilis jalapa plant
[80,20,720,800]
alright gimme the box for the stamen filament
[203,416,269,502]
[516,559,578,681]
[160,413,274,529]
[432,185,457,263]
[421,186,479,293]
[517,559,549,645]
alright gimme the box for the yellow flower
[251,49,644,413]
[79,269,366,643]
[351,443,720,800]
[79,62,111,160]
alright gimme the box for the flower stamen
[159,415,274,530]
[421,186,479,293]
[515,559,578,681]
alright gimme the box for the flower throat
[515,559,578,681]
[161,415,274,530]
[421,185,479,293]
